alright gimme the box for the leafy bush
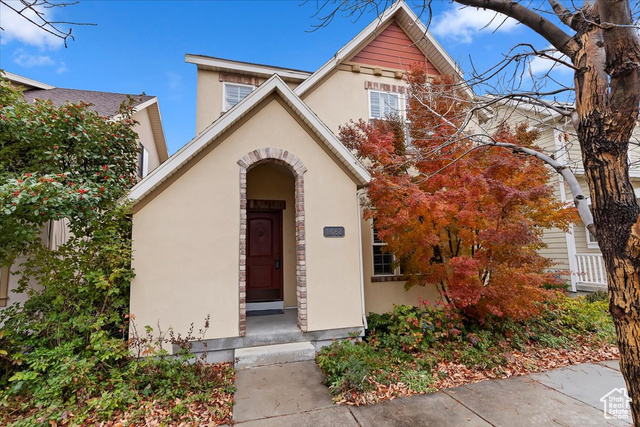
[316,339,382,394]
[0,76,235,425]
[317,295,616,400]
[586,290,608,303]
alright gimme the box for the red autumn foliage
[340,66,577,321]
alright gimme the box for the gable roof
[295,0,466,97]
[23,87,155,117]
[21,87,169,163]
[127,74,371,204]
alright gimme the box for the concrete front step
[235,341,316,368]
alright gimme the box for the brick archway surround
[237,148,307,336]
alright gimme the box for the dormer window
[224,82,254,111]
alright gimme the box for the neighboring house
[126,1,466,360]
[0,71,168,310]
[485,100,640,293]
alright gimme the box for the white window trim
[372,224,402,276]
[368,89,413,149]
[222,82,255,112]
[368,89,405,120]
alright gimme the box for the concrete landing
[235,341,315,368]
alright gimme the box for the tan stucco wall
[302,68,408,134]
[195,70,224,135]
[360,217,441,314]
[130,97,364,342]
[246,163,297,307]
[133,109,161,172]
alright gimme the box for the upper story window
[368,90,412,147]
[369,90,400,119]
[224,83,254,111]
[138,143,149,178]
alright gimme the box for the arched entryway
[238,148,307,336]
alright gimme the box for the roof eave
[185,54,312,82]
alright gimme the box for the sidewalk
[232,360,631,426]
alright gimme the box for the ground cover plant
[0,77,235,425]
[316,294,617,405]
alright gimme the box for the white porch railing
[575,253,608,286]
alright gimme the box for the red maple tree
[340,68,577,321]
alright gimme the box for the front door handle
[275,255,280,270]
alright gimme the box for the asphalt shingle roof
[23,88,154,117]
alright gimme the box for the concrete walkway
[232,360,632,426]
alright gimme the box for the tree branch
[454,0,579,57]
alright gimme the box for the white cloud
[166,71,183,91]
[529,46,572,75]
[0,1,64,49]
[13,50,55,67]
[11,49,67,73]
[432,5,519,43]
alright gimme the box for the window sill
[371,275,405,283]
[587,243,600,250]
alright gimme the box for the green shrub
[586,290,608,303]
[316,340,381,393]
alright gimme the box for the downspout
[356,188,368,330]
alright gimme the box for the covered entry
[238,148,307,336]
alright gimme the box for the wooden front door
[247,210,283,302]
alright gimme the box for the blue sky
[0,1,572,154]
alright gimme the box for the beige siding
[130,97,364,342]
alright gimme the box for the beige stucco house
[0,71,168,310]
[127,1,452,361]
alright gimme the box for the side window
[224,83,254,111]
[0,267,9,307]
[586,204,598,248]
[586,227,599,248]
[372,222,401,276]
[138,143,149,178]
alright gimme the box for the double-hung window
[368,90,412,148]
[372,222,402,276]
[224,83,254,111]
[369,90,400,119]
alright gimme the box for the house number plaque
[323,226,345,238]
